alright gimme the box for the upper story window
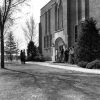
[59,0,63,29]
[45,12,47,35]
[45,9,51,35]
[55,0,63,31]
[48,9,51,34]
[44,9,52,49]
[55,4,58,31]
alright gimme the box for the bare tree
[0,17,12,40]
[22,16,37,43]
[0,0,27,68]
[15,38,23,50]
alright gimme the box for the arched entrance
[55,37,65,62]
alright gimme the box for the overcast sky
[13,0,50,49]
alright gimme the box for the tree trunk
[1,26,4,68]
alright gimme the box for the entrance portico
[52,30,66,62]
[55,37,65,62]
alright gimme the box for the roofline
[41,0,52,11]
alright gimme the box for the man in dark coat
[23,49,26,64]
[64,48,69,63]
[20,50,26,64]
[20,50,23,64]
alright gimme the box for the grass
[0,62,100,100]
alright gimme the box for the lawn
[0,62,100,100]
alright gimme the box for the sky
[13,0,50,50]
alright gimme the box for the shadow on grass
[4,68,36,77]
[3,67,43,87]
[0,68,91,100]
[2,67,72,88]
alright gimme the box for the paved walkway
[27,61,100,75]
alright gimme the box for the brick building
[39,0,94,62]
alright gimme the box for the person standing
[58,50,61,62]
[64,48,69,63]
[20,49,26,64]
[23,49,26,64]
[68,47,74,64]
[60,47,64,62]
[20,50,23,64]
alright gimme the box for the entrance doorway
[55,37,65,62]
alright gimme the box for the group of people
[20,49,26,64]
[20,47,74,64]
[57,46,74,64]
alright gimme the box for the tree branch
[3,0,12,24]
[10,0,27,8]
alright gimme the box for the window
[55,4,58,31]
[44,36,51,48]
[48,9,51,34]
[55,0,63,31]
[45,12,47,35]
[57,0,60,30]
[44,37,46,48]
[75,25,78,42]
[47,36,49,47]
[50,35,52,47]
[59,0,63,29]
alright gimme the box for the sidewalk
[27,61,100,75]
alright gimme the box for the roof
[40,0,56,16]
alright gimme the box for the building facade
[39,0,89,61]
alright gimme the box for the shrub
[26,54,45,62]
[77,61,88,68]
[27,41,38,60]
[86,59,100,69]
[74,17,100,63]
[44,56,52,61]
[33,55,45,62]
